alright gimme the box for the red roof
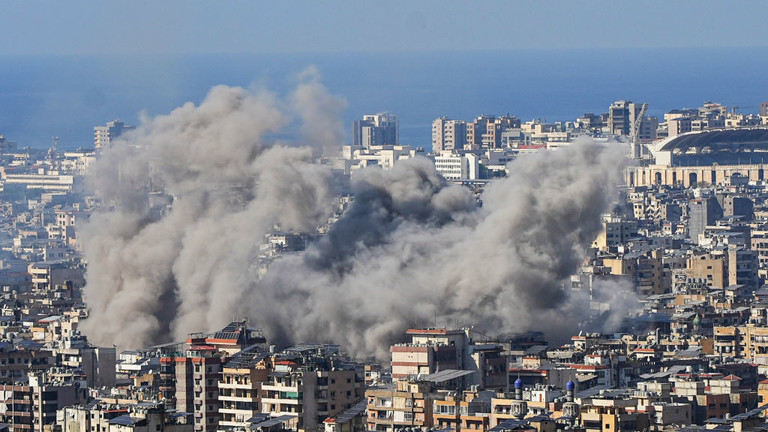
[189,345,216,351]
[568,364,609,370]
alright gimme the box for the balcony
[218,394,258,403]
[261,384,299,393]
[218,381,255,390]
[261,397,301,406]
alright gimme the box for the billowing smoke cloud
[253,140,629,357]
[80,76,345,349]
[81,74,630,357]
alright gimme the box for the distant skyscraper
[353,113,399,148]
[607,100,642,136]
[432,117,467,152]
[607,100,657,141]
[93,119,133,150]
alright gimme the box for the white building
[94,119,133,150]
[343,145,422,171]
[434,152,479,182]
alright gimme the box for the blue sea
[1,48,767,151]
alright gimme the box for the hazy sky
[2,0,766,55]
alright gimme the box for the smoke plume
[82,76,629,357]
[254,139,628,357]
[80,76,345,349]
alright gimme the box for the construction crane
[630,103,648,159]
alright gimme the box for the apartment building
[58,400,192,432]
[0,373,84,432]
[260,356,363,432]
[366,381,434,432]
[217,350,269,429]
[432,117,467,152]
[0,342,55,384]
[391,328,469,380]
[159,344,224,432]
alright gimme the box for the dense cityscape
[1,95,768,432]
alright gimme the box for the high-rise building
[218,351,269,429]
[432,117,467,152]
[160,344,224,432]
[353,113,399,148]
[93,119,134,150]
[607,100,645,136]
[159,321,266,432]
[688,197,723,243]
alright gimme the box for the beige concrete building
[217,355,269,429]
[714,325,768,365]
[366,381,435,432]
[685,253,726,289]
[603,250,664,296]
[261,362,362,432]
[391,329,469,380]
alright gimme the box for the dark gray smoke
[81,76,630,357]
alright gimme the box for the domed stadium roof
[652,128,768,166]
[657,128,768,153]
